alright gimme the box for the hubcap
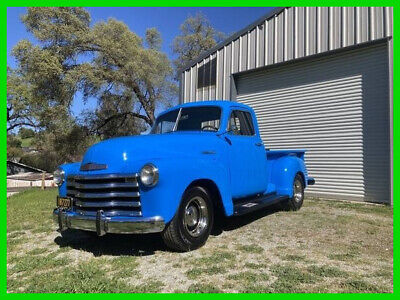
[293,179,303,203]
[183,196,209,237]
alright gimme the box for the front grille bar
[75,200,141,208]
[67,182,139,189]
[70,173,139,180]
[67,173,141,217]
[67,191,140,199]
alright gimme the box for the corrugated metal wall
[235,44,390,203]
[181,7,393,102]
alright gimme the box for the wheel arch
[270,156,308,197]
[296,171,306,186]
[186,178,227,217]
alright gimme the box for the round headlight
[53,168,65,186]
[140,163,159,187]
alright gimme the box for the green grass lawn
[7,188,393,293]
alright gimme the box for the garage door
[236,43,390,203]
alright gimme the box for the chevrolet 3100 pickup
[53,101,314,251]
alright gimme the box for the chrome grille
[67,173,141,217]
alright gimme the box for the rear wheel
[162,186,214,251]
[282,174,304,211]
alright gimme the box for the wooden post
[41,172,45,190]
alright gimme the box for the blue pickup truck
[53,101,314,251]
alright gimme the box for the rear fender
[270,156,307,197]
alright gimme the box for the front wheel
[161,186,214,252]
[281,174,304,211]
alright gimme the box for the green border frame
[2,1,397,296]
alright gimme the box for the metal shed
[178,7,393,204]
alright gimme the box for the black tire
[281,174,304,211]
[162,186,214,252]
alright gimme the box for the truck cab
[53,101,314,251]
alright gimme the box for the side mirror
[216,128,234,136]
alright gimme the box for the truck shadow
[53,204,282,256]
[54,231,167,256]
[211,204,281,235]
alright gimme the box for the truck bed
[266,149,306,160]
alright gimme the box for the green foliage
[18,127,35,139]
[7,135,22,148]
[20,123,97,171]
[7,68,38,132]
[173,13,225,72]
[8,7,177,166]
[146,27,162,50]
[7,135,23,160]
[12,7,175,132]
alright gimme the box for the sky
[7,7,274,116]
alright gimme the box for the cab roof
[160,100,252,116]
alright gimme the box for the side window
[228,110,255,136]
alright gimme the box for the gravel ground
[7,188,393,293]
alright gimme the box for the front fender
[140,155,233,223]
[270,156,307,197]
[58,162,81,197]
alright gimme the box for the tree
[173,13,225,72]
[146,27,162,50]
[19,127,35,139]
[7,68,37,132]
[7,135,23,161]
[79,18,176,133]
[8,7,177,169]
[9,7,176,138]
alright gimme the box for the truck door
[226,109,268,198]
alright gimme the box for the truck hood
[80,132,223,173]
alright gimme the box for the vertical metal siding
[181,7,392,106]
[249,29,256,69]
[285,8,294,61]
[296,7,306,59]
[232,39,240,73]
[184,7,389,103]
[210,53,217,99]
[190,65,196,102]
[216,49,224,99]
[235,45,389,203]
[224,44,232,100]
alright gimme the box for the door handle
[255,142,263,147]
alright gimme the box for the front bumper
[53,208,165,236]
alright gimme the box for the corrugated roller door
[236,44,390,202]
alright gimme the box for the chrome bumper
[53,208,165,236]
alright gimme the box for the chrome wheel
[183,196,209,237]
[293,179,303,203]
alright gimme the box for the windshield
[150,106,221,134]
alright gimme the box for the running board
[233,192,289,216]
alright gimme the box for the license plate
[57,197,72,208]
